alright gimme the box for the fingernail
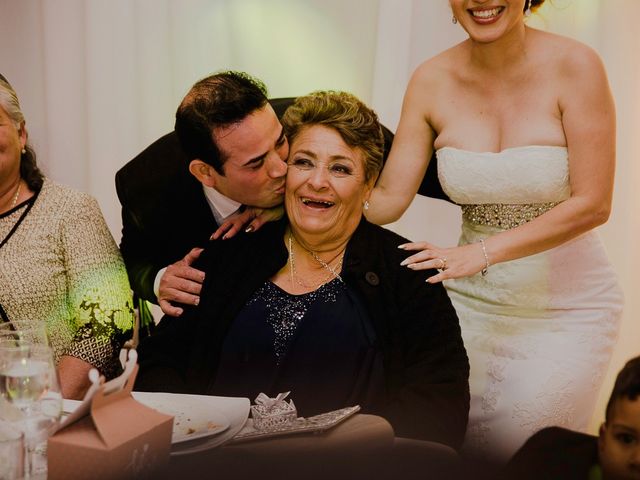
[245,225,254,233]
[222,234,228,240]
[194,297,200,306]
[397,244,406,249]
[400,259,408,266]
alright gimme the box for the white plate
[164,394,250,456]
[63,393,250,455]
[131,391,230,444]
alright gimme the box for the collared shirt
[202,184,242,226]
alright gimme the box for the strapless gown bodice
[437,145,570,205]
[434,146,622,462]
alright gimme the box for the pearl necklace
[11,181,22,208]
[288,233,344,290]
[5,180,22,211]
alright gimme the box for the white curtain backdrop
[1,0,638,433]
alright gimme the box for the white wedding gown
[437,145,623,462]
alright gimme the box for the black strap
[0,191,39,250]
[0,303,11,323]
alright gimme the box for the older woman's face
[0,106,25,184]
[285,125,373,241]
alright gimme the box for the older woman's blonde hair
[281,91,384,183]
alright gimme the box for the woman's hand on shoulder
[210,205,284,240]
[398,241,486,283]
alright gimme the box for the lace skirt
[445,222,622,462]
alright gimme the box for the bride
[366,0,623,462]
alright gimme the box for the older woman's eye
[330,164,352,176]
[290,157,314,169]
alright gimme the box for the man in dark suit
[116,71,290,317]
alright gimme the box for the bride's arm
[365,65,437,224]
[402,45,616,282]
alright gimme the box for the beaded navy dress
[211,278,386,416]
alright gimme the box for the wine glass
[0,343,62,477]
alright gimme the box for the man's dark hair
[605,356,640,422]
[174,71,269,175]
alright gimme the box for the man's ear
[189,159,217,188]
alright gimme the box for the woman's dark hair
[174,71,269,175]
[20,146,44,191]
[605,356,640,422]
[527,0,545,13]
[0,76,44,191]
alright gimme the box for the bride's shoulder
[410,44,463,88]
[531,29,604,75]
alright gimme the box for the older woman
[138,91,469,448]
[0,74,133,399]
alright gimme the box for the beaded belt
[461,202,560,230]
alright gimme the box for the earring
[452,15,458,24]
[363,200,370,211]
[21,148,26,154]
[524,0,532,17]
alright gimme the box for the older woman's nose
[307,164,331,189]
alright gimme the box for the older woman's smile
[300,196,335,209]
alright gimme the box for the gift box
[250,392,297,430]
[47,350,173,480]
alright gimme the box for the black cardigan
[137,218,469,449]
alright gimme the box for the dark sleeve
[381,252,469,449]
[134,239,226,392]
[116,172,159,302]
[135,310,198,392]
[416,151,451,202]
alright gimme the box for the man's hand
[158,247,205,316]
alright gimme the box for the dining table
[57,382,463,480]
[163,413,397,479]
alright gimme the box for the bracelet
[479,239,490,276]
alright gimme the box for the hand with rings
[436,257,448,271]
[398,240,489,283]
